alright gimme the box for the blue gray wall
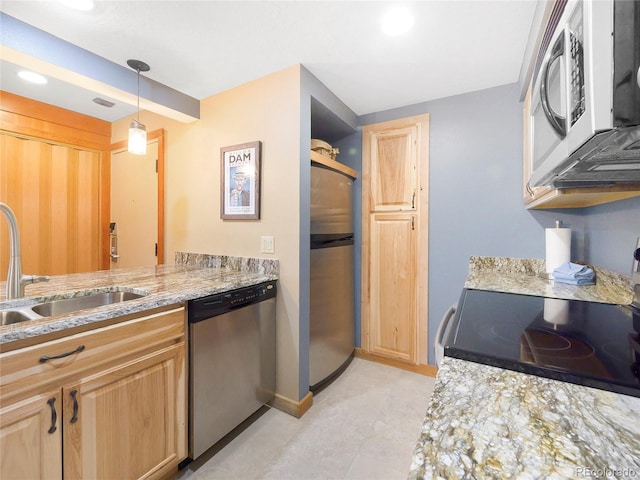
[358,82,640,364]
[581,196,640,274]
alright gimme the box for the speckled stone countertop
[409,357,640,479]
[465,256,633,305]
[0,253,278,348]
[408,257,639,479]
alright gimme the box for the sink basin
[32,291,146,317]
[1,310,34,325]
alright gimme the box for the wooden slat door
[0,133,103,280]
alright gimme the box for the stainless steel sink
[0,310,34,325]
[31,291,146,317]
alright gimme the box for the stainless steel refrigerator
[309,163,355,390]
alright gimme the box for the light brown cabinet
[368,213,417,362]
[361,114,429,368]
[0,306,186,480]
[369,126,418,211]
[0,389,62,480]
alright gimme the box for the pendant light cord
[136,67,141,122]
[126,59,149,126]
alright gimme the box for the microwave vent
[549,126,640,187]
[590,163,640,172]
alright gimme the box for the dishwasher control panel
[188,281,277,323]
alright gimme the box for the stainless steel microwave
[529,0,640,188]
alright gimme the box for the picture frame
[220,141,261,220]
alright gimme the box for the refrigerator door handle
[310,234,354,249]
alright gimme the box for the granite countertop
[408,257,639,479]
[409,357,640,479]
[465,256,634,305]
[0,253,278,348]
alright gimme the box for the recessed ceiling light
[58,0,94,11]
[381,6,415,36]
[18,70,48,85]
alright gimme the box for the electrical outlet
[261,236,275,254]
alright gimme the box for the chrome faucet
[0,202,49,299]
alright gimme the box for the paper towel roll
[545,226,571,274]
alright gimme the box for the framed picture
[220,141,261,220]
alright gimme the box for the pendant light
[127,59,150,155]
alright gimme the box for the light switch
[261,236,275,254]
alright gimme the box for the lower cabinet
[0,390,62,480]
[0,306,186,480]
[367,213,418,363]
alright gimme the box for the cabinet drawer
[0,306,185,403]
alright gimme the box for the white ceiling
[0,0,538,121]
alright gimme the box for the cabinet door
[368,126,417,211]
[0,390,62,480]
[63,342,186,480]
[368,213,417,363]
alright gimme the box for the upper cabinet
[369,126,418,212]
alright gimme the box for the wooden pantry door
[361,114,429,366]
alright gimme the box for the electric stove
[445,289,640,398]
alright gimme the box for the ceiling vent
[93,97,115,108]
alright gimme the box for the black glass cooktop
[445,289,640,398]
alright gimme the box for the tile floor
[175,357,436,480]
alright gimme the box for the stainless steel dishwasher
[187,281,276,460]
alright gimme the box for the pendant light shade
[126,59,150,156]
[128,119,147,155]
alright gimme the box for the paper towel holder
[540,219,572,280]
